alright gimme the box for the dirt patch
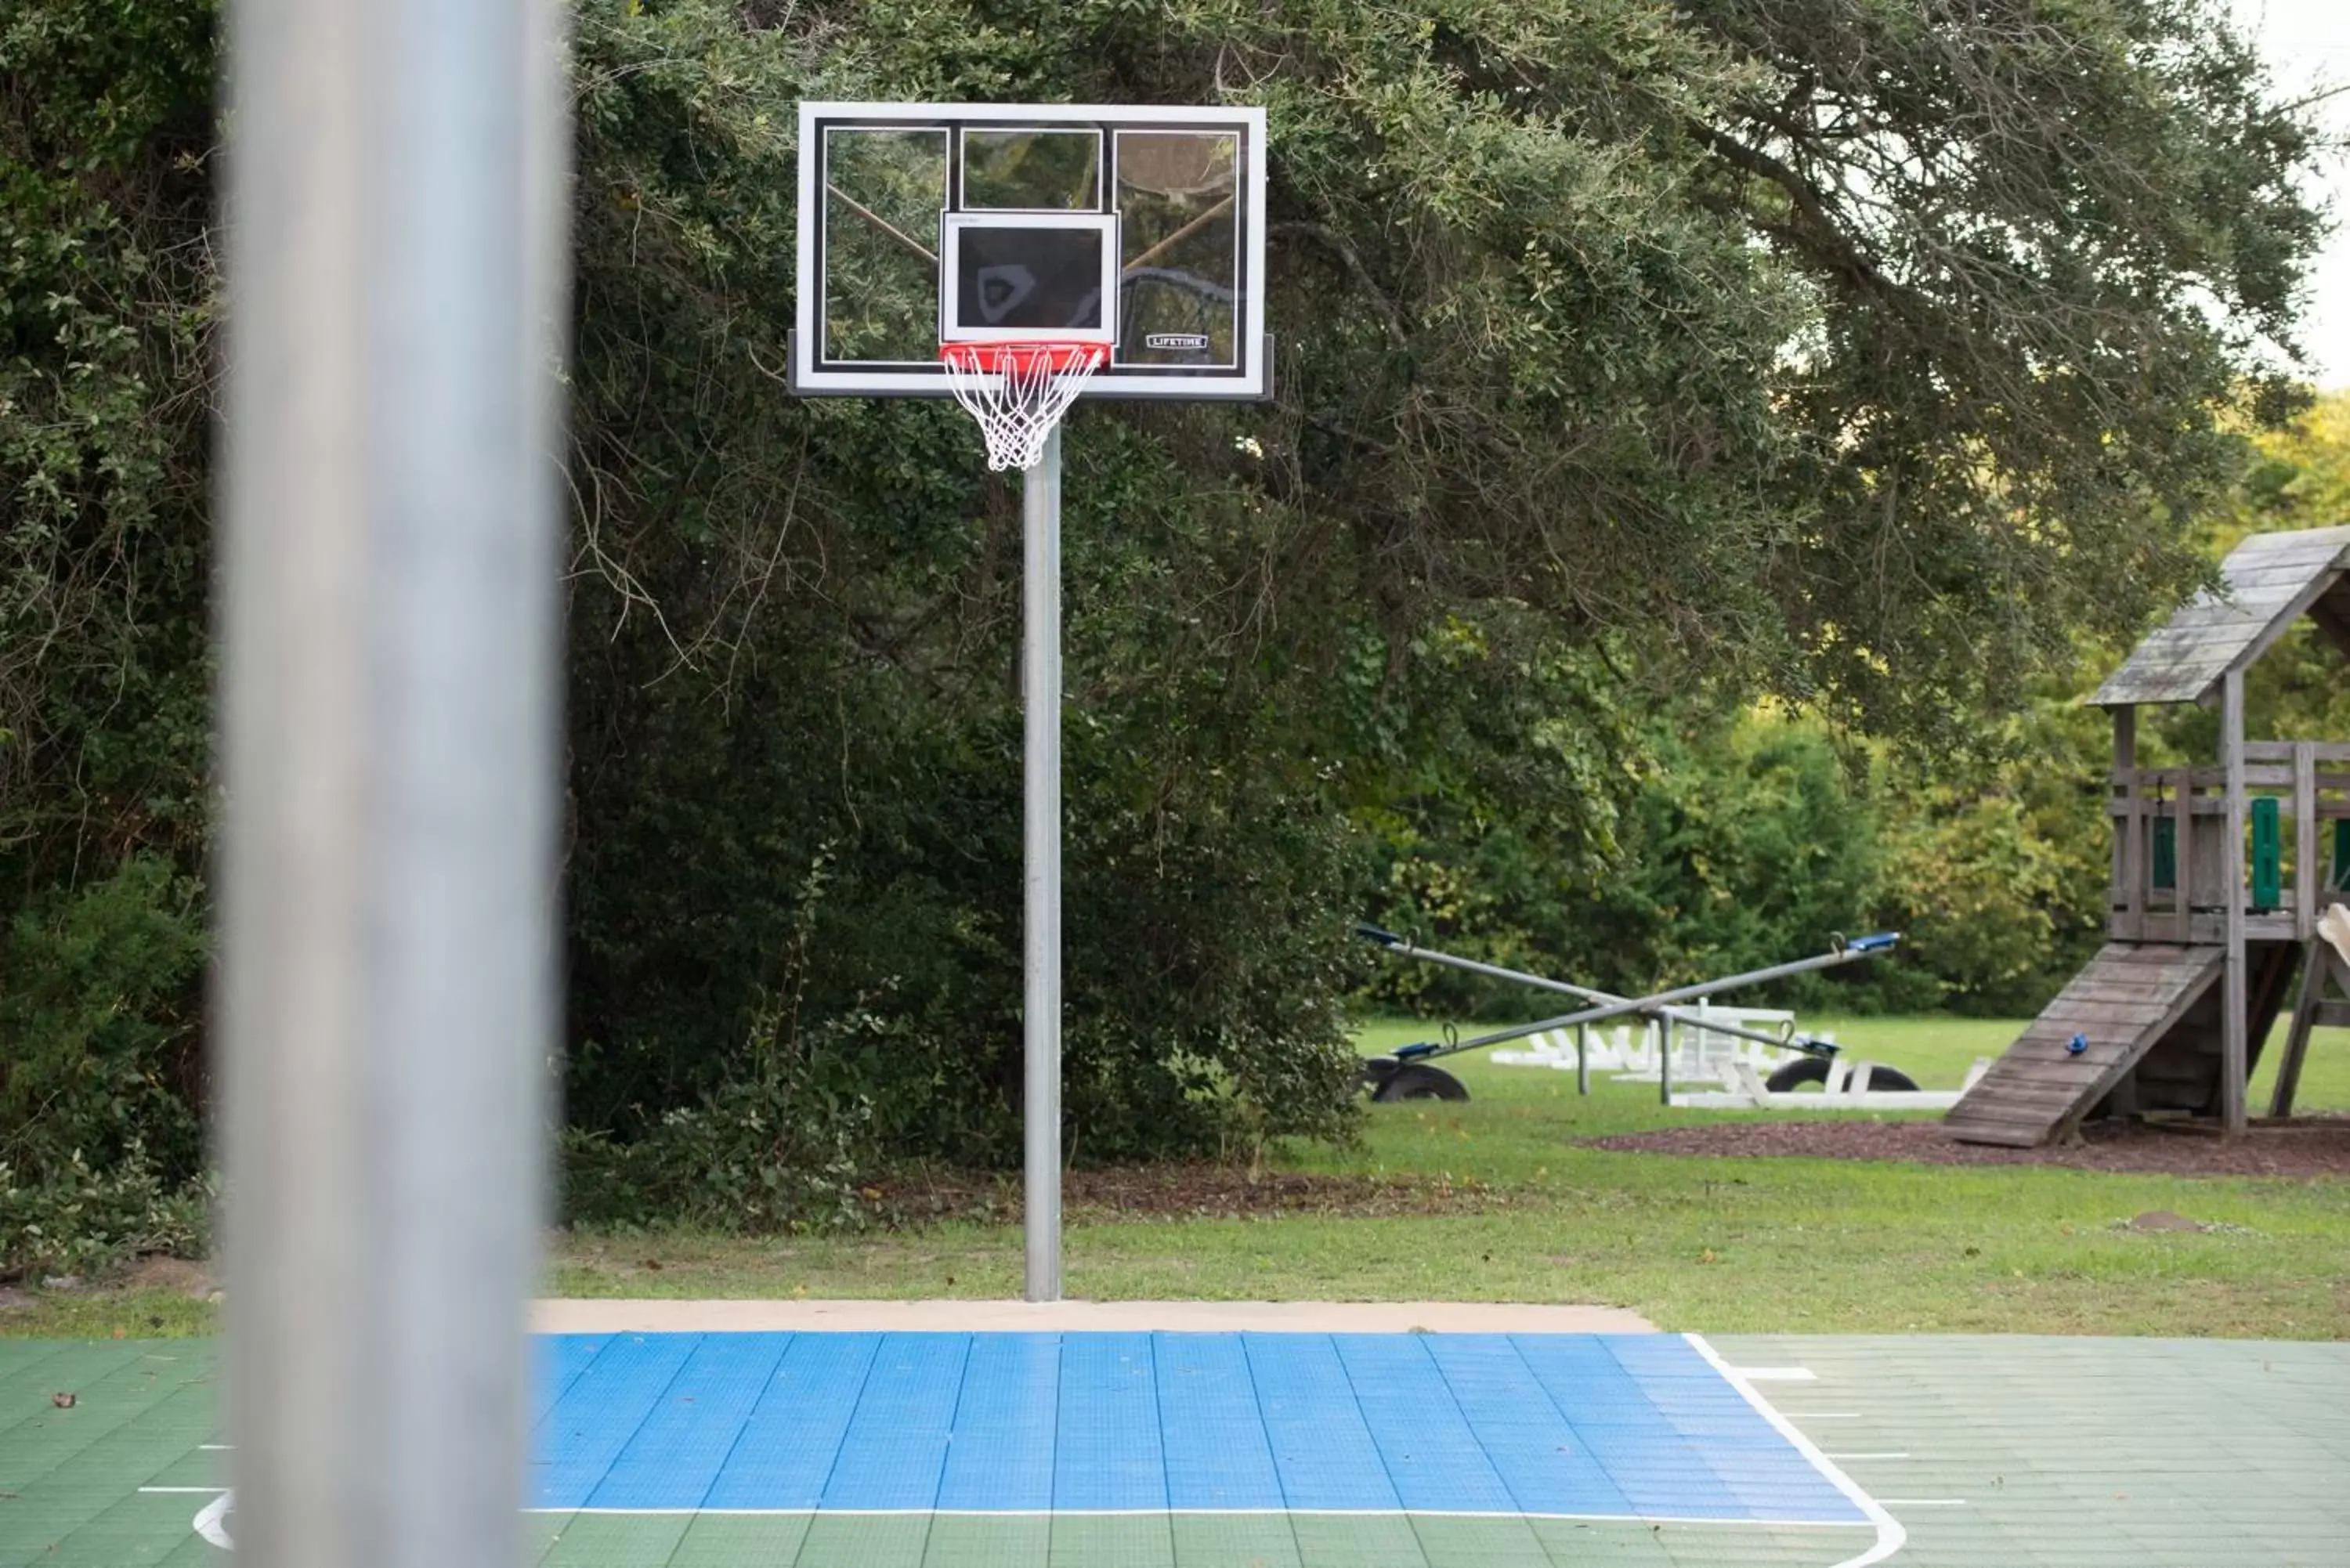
[1582,1115,2350,1179]
[872,1164,1522,1225]
[119,1255,216,1297]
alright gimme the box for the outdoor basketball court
[110,41,2350,1568]
[8,1326,2346,1566]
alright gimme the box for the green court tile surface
[0,1341,218,1568]
[1712,1334,2350,1568]
[9,1334,2350,1566]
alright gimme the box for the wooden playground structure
[1947,526,2350,1147]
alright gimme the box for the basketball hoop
[797,103,1269,1305]
[938,341,1108,471]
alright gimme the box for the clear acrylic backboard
[792,102,1269,400]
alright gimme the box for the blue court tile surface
[529,1331,1867,1526]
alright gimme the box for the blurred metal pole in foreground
[219,0,568,1563]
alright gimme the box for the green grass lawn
[528,1014,2350,1338]
[10,1015,2347,1342]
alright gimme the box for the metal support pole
[2113,705,2138,936]
[1659,1015,1673,1106]
[219,2,567,1564]
[2222,669,2248,1137]
[1574,1024,1589,1096]
[1022,427,1065,1302]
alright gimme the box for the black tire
[1762,1057,1918,1093]
[1370,1064,1471,1103]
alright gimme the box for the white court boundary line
[179,1497,1875,1555]
[142,1487,236,1550]
[519,1505,1873,1526]
[193,1490,235,1549]
[161,1450,1886,1547]
[1687,1335,1907,1568]
[138,1483,234,1550]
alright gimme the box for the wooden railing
[2108,740,2350,944]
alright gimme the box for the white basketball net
[939,341,1108,471]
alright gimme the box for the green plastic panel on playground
[5,1333,2348,1568]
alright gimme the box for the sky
[2236,0,2350,385]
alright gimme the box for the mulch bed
[1583,1115,2350,1180]
[872,1164,1522,1225]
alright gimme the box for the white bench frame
[1670,1056,1992,1111]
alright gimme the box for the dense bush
[1871,694,2113,1017]
[0,1144,209,1279]
[0,858,209,1274]
[0,857,207,1182]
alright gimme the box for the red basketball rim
[938,341,1109,374]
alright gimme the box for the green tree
[1868,682,2113,1015]
[2203,390,2350,743]
[0,1,217,876]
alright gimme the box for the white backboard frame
[794,101,1269,400]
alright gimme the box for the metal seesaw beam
[1357,927,1900,1064]
[1357,927,1839,1060]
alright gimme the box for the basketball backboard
[793,102,1268,399]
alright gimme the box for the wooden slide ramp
[1944,943,2223,1147]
